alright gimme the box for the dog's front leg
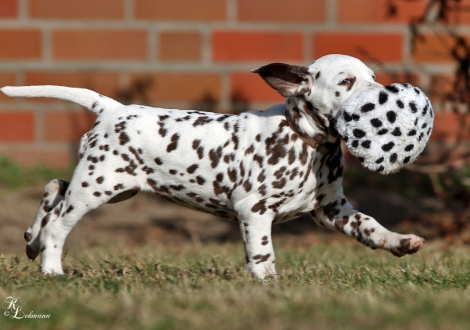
[310,196,424,257]
[238,212,276,279]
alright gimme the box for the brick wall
[0,0,467,167]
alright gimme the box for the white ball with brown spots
[336,83,434,174]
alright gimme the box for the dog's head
[253,54,381,118]
[253,54,382,146]
[253,54,434,173]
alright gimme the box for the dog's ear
[252,63,313,97]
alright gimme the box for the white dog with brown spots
[2,54,425,279]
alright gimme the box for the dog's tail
[1,85,122,114]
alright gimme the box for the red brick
[413,0,470,25]
[446,0,470,24]
[44,110,96,142]
[159,31,201,61]
[431,113,470,142]
[342,0,470,26]
[0,0,17,18]
[338,0,426,23]
[375,72,420,86]
[129,73,220,102]
[231,73,284,102]
[0,111,35,142]
[53,30,147,60]
[412,34,470,63]
[429,74,454,101]
[1,149,71,168]
[238,0,326,22]
[135,0,226,21]
[25,72,120,100]
[428,74,470,106]
[313,33,403,62]
[0,30,41,60]
[0,73,16,101]
[213,31,304,62]
[29,0,123,19]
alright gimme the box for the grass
[0,157,72,190]
[0,240,469,330]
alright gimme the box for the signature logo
[2,296,50,319]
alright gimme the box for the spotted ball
[336,83,434,174]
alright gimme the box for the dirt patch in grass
[0,177,468,257]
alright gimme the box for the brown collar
[285,110,329,154]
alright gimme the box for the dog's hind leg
[24,179,70,261]
[36,166,139,274]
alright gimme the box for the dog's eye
[372,75,376,80]
[338,79,351,85]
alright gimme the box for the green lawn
[1,240,469,330]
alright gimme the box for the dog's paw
[390,235,424,257]
[25,244,39,261]
[42,268,64,275]
[41,263,64,275]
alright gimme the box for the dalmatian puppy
[2,54,426,279]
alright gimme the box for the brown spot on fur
[258,184,267,196]
[197,147,204,159]
[193,116,213,127]
[227,168,237,182]
[41,214,51,227]
[187,164,198,174]
[212,182,233,198]
[243,180,252,192]
[257,170,266,183]
[287,147,296,165]
[261,236,268,245]
[170,185,185,191]
[253,253,271,264]
[129,146,144,164]
[119,132,130,145]
[209,147,223,168]
[253,154,264,167]
[166,133,179,152]
[251,200,266,214]
[299,143,309,165]
[274,166,287,179]
[245,144,255,155]
[334,216,349,233]
[114,184,124,190]
[272,178,286,189]
[265,133,288,165]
